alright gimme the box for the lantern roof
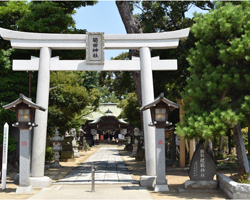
[3,93,46,112]
[140,93,179,112]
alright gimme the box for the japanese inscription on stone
[86,32,104,65]
[188,144,216,180]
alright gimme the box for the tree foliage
[176,1,250,141]
[48,71,100,135]
[118,92,141,129]
[0,1,98,136]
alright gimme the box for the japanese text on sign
[87,33,104,64]
[200,149,205,177]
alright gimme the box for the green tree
[48,71,100,135]
[108,1,214,130]
[0,1,97,136]
[176,1,250,173]
[118,92,141,129]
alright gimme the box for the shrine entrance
[0,27,189,187]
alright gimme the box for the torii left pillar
[30,47,52,187]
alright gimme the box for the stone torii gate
[0,27,189,187]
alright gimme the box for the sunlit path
[54,147,133,184]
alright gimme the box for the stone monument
[72,138,80,158]
[131,128,141,157]
[50,129,64,167]
[60,132,75,162]
[185,143,217,189]
[77,129,85,150]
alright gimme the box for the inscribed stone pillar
[140,47,156,176]
[16,130,33,193]
[30,47,52,187]
[154,128,169,191]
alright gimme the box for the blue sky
[73,1,208,60]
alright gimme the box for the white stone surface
[16,186,33,194]
[13,58,177,71]
[140,47,156,177]
[30,47,52,187]
[54,147,133,185]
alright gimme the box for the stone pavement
[54,147,133,184]
[27,147,153,199]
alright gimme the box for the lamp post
[140,93,179,192]
[3,94,45,194]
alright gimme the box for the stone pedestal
[16,186,33,194]
[185,180,218,190]
[140,175,156,187]
[154,128,169,192]
[16,130,33,193]
[30,176,52,188]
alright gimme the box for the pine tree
[176,1,250,174]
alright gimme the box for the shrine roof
[140,93,179,112]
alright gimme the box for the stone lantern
[50,129,64,167]
[140,93,179,192]
[3,93,45,194]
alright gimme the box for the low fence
[217,173,250,199]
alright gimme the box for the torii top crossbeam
[0,27,190,71]
[0,27,189,50]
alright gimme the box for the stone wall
[217,173,250,199]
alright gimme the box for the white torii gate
[0,27,189,187]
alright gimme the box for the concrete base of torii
[30,177,52,188]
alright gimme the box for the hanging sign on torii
[0,27,189,188]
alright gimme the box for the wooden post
[177,99,186,167]
[189,139,195,163]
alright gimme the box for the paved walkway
[54,147,133,184]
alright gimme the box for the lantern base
[16,186,33,194]
[154,184,169,192]
[140,175,156,187]
[30,176,52,188]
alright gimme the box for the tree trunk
[116,1,144,129]
[231,95,250,179]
